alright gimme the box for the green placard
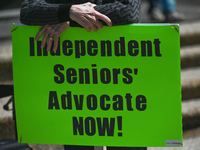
[12,24,182,147]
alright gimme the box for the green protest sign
[12,24,182,147]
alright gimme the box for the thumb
[94,11,112,27]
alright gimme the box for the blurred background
[0,0,200,149]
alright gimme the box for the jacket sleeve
[20,0,73,25]
[20,0,141,26]
[94,0,141,25]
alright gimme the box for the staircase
[181,22,200,130]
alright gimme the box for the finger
[96,20,103,29]
[41,26,55,49]
[85,26,91,32]
[46,25,56,51]
[86,15,102,31]
[88,22,98,32]
[47,37,53,51]
[86,22,97,32]
[95,11,112,26]
[88,17,103,29]
[85,2,97,8]
[35,25,49,41]
[52,24,68,52]
[87,27,92,32]
[41,32,49,49]
[53,35,59,52]
[82,16,98,32]
[75,17,93,32]
[53,24,63,34]
[51,25,59,52]
[76,20,91,32]
[90,3,97,7]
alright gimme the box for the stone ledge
[0,96,13,119]
[181,79,200,100]
[180,21,200,46]
[0,119,16,140]
[182,98,200,130]
[0,8,20,20]
[180,66,200,100]
[181,44,200,68]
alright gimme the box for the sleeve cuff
[58,4,73,22]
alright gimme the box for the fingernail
[41,45,44,49]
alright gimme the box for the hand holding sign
[35,2,112,52]
[35,22,69,52]
[70,2,112,32]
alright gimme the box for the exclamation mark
[134,68,138,75]
[117,116,122,136]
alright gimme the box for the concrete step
[0,8,20,20]
[181,67,200,100]
[181,44,200,68]
[0,40,13,85]
[180,21,200,46]
[182,98,200,130]
[0,96,16,139]
[0,96,13,120]
[0,9,20,41]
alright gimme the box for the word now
[73,116,123,136]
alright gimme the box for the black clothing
[20,0,141,26]
[64,145,147,150]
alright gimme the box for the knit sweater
[20,0,141,26]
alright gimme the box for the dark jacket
[20,0,141,26]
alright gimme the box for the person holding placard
[20,0,141,52]
[20,0,146,150]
